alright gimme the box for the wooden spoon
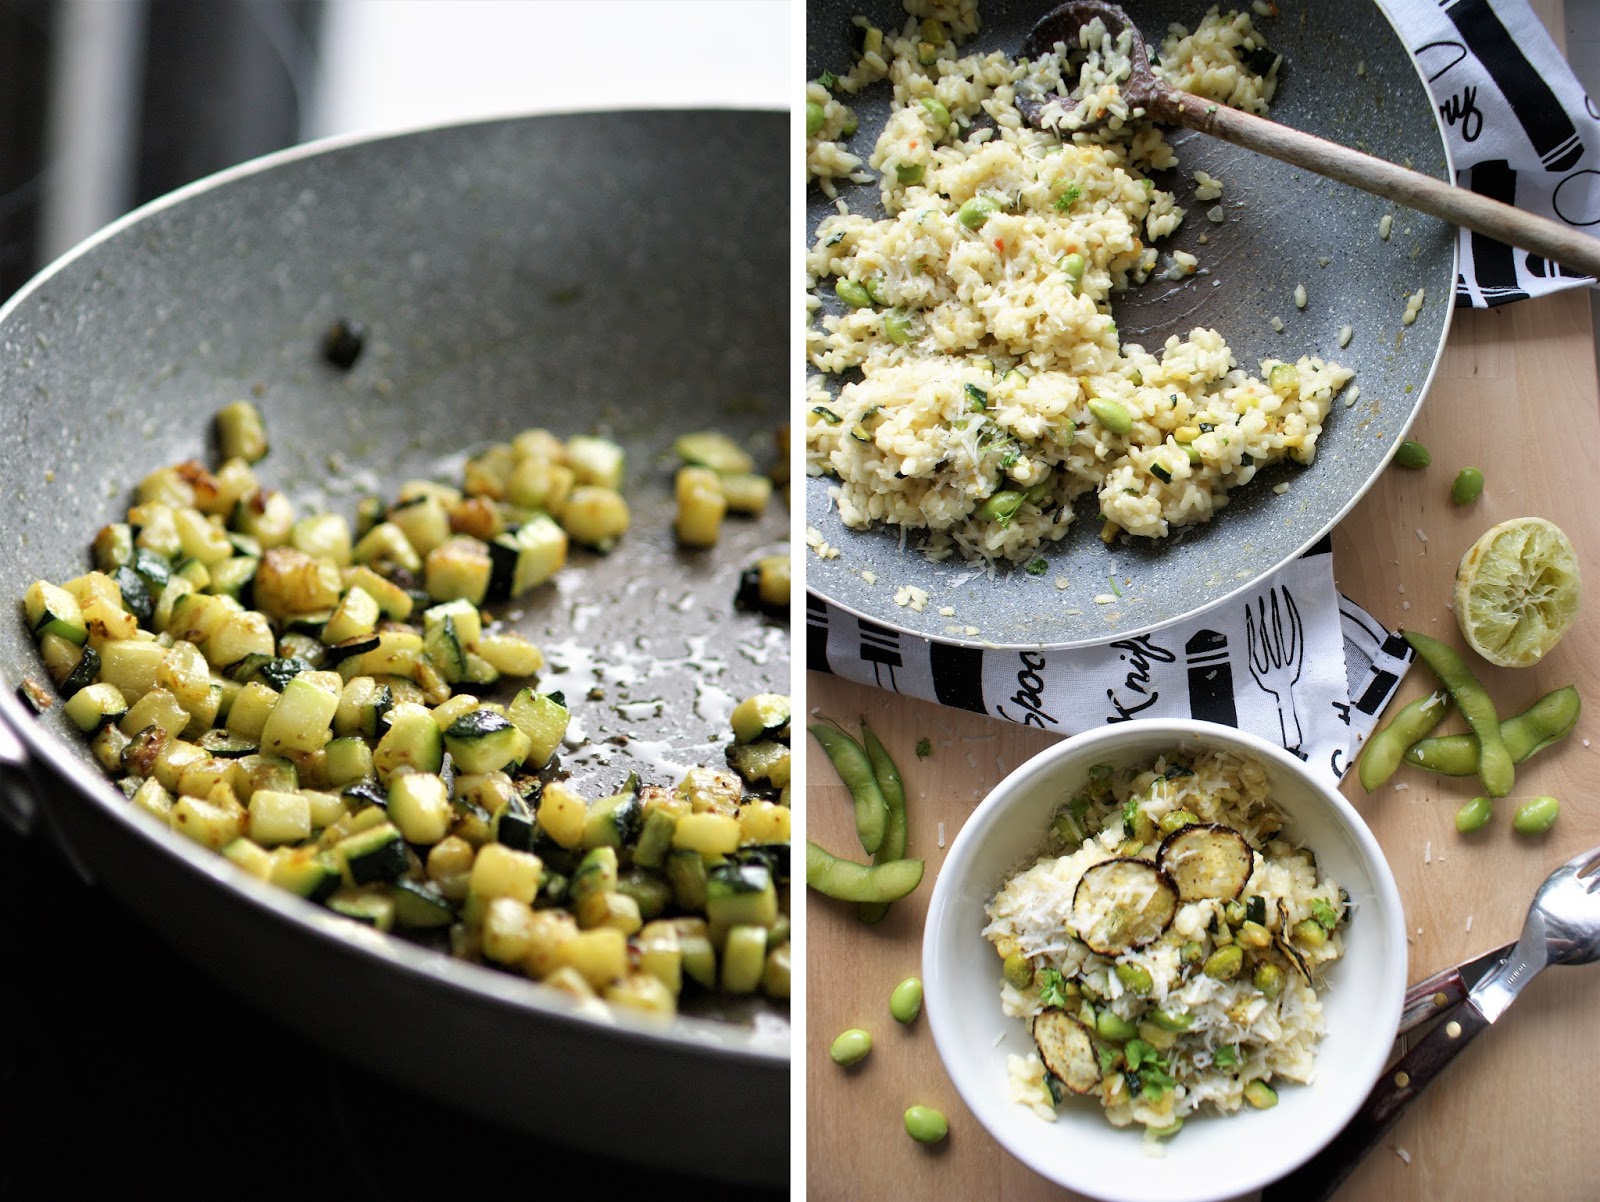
[1018,0,1600,278]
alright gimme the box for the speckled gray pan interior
[0,112,788,1184]
[806,0,1456,649]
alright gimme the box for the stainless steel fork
[1265,844,1600,1202]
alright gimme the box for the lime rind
[1453,518,1581,668]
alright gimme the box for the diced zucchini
[738,800,791,846]
[386,771,452,844]
[252,546,342,620]
[581,779,643,850]
[225,680,280,742]
[729,693,791,744]
[392,879,457,929]
[727,739,791,788]
[720,925,768,994]
[335,629,423,680]
[423,613,468,683]
[491,793,538,852]
[674,431,754,475]
[227,753,298,801]
[118,687,190,739]
[560,486,629,551]
[64,682,128,733]
[332,676,392,739]
[706,862,778,930]
[666,849,710,911]
[675,466,726,547]
[327,887,396,931]
[350,521,422,573]
[248,789,313,846]
[342,566,414,620]
[169,788,246,850]
[505,687,569,768]
[632,807,679,870]
[387,494,452,559]
[443,709,525,775]
[335,820,408,885]
[554,927,627,989]
[258,675,340,757]
[564,435,625,489]
[536,779,587,850]
[570,845,619,904]
[372,702,444,780]
[493,515,568,600]
[469,842,543,905]
[735,554,789,614]
[321,586,380,644]
[215,400,269,462]
[424,535,491,606]
[473,632,543,678]
[269,845,340,901]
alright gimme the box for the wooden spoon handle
[1167,93,1600,279]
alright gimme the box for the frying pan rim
[802,0,1460,652]
[0,111,790,1065]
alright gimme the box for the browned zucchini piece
[1274,898,1314,986]
[1156,822,1255,902]
[1069,858,1179,955]
[1032,1008,1101,1096]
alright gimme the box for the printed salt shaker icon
[1185,629,1238,727]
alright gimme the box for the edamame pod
[1357,689,1450,791]
[1403,630,1514,797]
[859,721,909,924]
[1405,685,1580,775]
[810,723,889,854]
[806,840,924,903]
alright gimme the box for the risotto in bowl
[922,720,1406,1202]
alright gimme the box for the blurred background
[0,2,789,1196]
[0,0,790,298]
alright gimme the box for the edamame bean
[890,977,924,1023]
[1243,1079,1278,1109]
[895,161,925,185]
[1406,685,1581,775]
[1003,952,1033,990]
[1512,795,1560,835]
[1357,689,1451,791]
[957,195,1000,228]
[904,1105,949,1144]
[830,1028,872,1066]
[1203,945,1244,979]
[806,100,825,138]
[1087,397,1133,435]
[1394,439,1431,468]
[977,490,1025,525]
[883,310,917,346]
[1062,252,1087,287]
[1253,962,1284,999]
[1149,1007,1193,1032]
[1451,466,1484,505]
[1455,795,1493,834]
[1114,962,1153,995]
[1403,630,1514,798]
[810,724,889,854]
[1095,1009,1137,1042]
[1159,809,1196,835]
[834,279,873,309]
[919,97,951,130]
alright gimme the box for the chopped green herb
[915,737,932,759]
[1038,968,1071,1008]
[1025,557,1048,576]
[1213,1044,1239,1069]
[1053,185,1083,211]
[1097,1044,1121,1075]
[1109,575,1122,597]
[1310,897,1341,930]
[817,69,837,90]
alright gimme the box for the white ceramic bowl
[922,720,1407,1202]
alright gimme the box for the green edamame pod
[859,721,909,924]
[810,723,889,854]
[805,840,924,903]
[1403,630,1514,798]
[1357,689,1450,791]
[1406,685,1581,775]
[1512,795,1559,835]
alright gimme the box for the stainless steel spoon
[1263,843,1600,1202]
[1018,0,1600,278]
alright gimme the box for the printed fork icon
[1246,586,1306,757]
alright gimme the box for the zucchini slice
[1069,858,1179,956]
[1155,823,1255,903]
[1032,1008,1101,1096]
[1274,898,1314,986]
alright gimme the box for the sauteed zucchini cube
[536,779,587,850]
[565,435,625,490]
[373,703,444,779]
[730,693,791,744]
[443,709,525,775]
[259,675,340,757]
[336,821,407,885]
[64,682,128,733]
[215,400,269,463]
[706,863,778,930]
[506,688,569,768]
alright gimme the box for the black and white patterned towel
[1383,0,1600,305]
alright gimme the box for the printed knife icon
[1185,629,1238,727]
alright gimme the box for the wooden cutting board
[803,6,1600,1198]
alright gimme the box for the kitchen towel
[808,537,1417,787]
[1380,0,1600,306]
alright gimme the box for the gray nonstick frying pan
[0,111,788,1184]
[805,0,1456,650]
